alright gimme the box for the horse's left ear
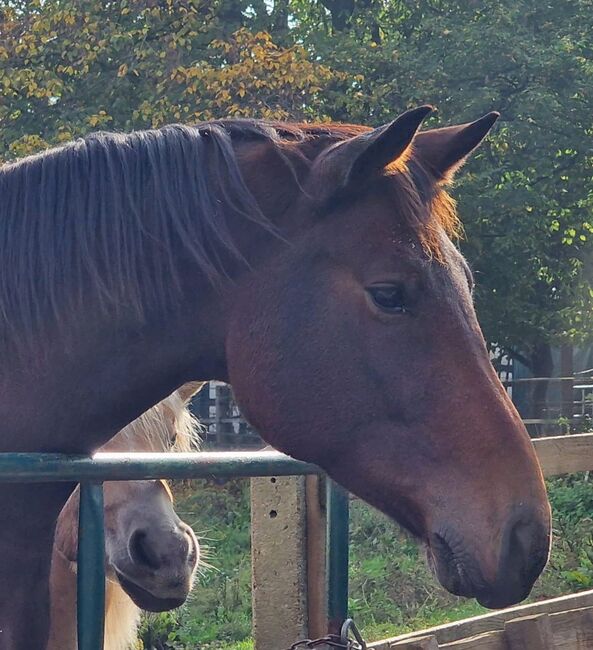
[177,381,204,404]
[412,112,500,183]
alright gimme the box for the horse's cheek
[224,283,316,450]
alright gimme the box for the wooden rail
[375,605,593,648]
[533,433,593,476]
[369,590,593,648]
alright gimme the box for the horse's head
[225,108,551,608]
[54,385,201,612]
[101,478,198,612]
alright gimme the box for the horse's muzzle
[427,505,550,609]
[114,520,199,611]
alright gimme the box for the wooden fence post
[504,613,554,649]
[251,474,329,649]
[560,345,574,420]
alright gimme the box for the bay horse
[48,382,202,650]
[0,107,551,649]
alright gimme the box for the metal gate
[0,450,351,650]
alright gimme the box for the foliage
[1,0,592,357]
[0,1,340,160]
[547,474,593,591]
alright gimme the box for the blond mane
[118,385,202,453]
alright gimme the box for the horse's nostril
[504,514,549,585]
[510,519,537,559]
[129,529,162,570]
[187,537,198,565]
[179,522,199,564]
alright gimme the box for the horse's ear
[412,112,500,183]
[177,381,204,404]
[323,105,433,193]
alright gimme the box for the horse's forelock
[164,389,202,452]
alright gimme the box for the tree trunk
[530,343,553,421]
[560,345,574,420]
[271,0,290,42]
[320,0,355,32]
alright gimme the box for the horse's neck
[47,549,140,650]
[0,295,221,453]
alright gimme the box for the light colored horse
[48,382,203,650]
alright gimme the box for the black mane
[0,121,300,344]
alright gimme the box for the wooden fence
[380,607,593,648]
[369,590,593,649]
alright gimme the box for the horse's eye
[367,284,408,314]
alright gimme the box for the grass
[138,474,593,649]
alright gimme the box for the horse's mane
[0,119,457,346]
[118,387,201,452]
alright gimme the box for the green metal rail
[0,450,350,650]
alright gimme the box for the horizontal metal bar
[0,450,321,482]
[501,376,587,384]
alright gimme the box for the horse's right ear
[177,381,204,404]
[320,105,433,196]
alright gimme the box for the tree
[1,0,592,371]
[0,1,340,159]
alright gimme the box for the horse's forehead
[312,208,468,303]
[324,190,462,274]
[323,202,430,265]
[106,479,173,509]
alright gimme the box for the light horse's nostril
[129,529,162,571]
[186,532,198,566]
[178,522,199,569]
[130,524,198,574]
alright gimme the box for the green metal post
[326,479,350,634]
[77,481,105,650]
